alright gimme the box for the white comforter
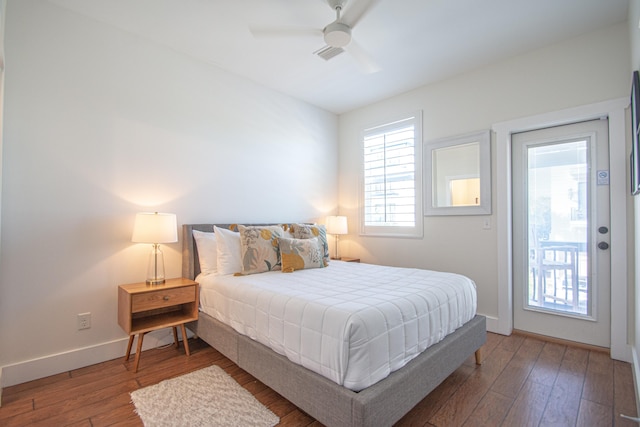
[198,261,477,391]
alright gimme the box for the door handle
[598,242,609,250]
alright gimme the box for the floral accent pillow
[290,223,329,266]
[279,237,325,273]
[237,225,284,275]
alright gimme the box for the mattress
[198,260,477,391]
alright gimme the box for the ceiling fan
[250,0,381,73]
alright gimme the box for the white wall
[338,23,630,327]
[0,0,337,386]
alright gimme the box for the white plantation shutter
[361,113,423,237]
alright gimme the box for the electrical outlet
[77,312,91,330]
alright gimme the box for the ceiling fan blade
[250,26,322,38]
[341,0,381,28]
[346,39,380,73]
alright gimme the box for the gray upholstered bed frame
[182,224,486,427]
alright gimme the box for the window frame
[360,111,423,238]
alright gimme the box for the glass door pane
[526,139,589,316]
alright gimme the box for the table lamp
[132,212,178,285]
[326,215,348,260]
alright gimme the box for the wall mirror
[424,130,491,216]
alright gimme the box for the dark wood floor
[0,332,636,426]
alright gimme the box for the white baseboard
[0,329,180,388]
[481,313,502,335]
[632,346,640,419]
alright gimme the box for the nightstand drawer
[131,286,195,313]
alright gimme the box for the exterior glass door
[512,119,610,347]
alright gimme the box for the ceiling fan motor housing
[324,22,351,47]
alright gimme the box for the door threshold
[512,329,609,355]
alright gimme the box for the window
[361,112,423,237]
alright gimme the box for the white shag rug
[130,365,279,427]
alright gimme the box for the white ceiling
[46,0,629,114]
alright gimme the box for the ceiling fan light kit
[324,22,351,47]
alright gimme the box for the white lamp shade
[326,216,348,235]
[132,212,178,243]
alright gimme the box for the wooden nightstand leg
[180,323,190,356]
[133,333,146,373]
[125,335,135,361]
[172,327,179,349]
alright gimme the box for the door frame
[492,97,630,362]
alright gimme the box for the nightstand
[118,277,199,372]
[339,257,360,263]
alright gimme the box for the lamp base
[146,244,166,286]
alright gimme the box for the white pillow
[192,230,217,275]
[214,226,242,275]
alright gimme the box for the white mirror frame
[424,130,491,216]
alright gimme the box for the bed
[182,223,486,427]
